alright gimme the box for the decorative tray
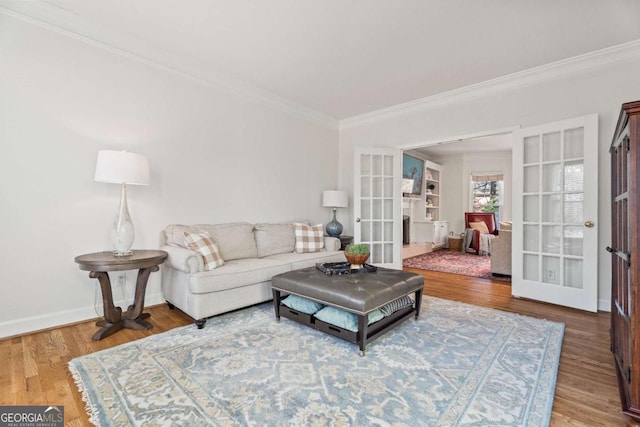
[316,262,377,276]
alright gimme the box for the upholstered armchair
[464,212,498,254]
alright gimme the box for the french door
[353,147,402,269]
[512,114,598,311]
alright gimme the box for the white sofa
[160,222,346,327]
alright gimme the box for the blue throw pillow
[314,306,384,332]
[281,295,324,314]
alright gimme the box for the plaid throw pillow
[293,223,324,253]
[184,231,225,271]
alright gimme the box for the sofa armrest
[324,236,340,252]
[490,230,512,275]
[161,245,204,274]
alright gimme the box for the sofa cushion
[165,224,192,247]
[189,258,291,294]
[254,223,295,258]
[267,251,346,270]
[183,231,224,271]
[293,223,324,253]
[193,223,258,261]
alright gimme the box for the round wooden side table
[74,250,168,340]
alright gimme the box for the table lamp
[94,150,150,256]
[322,190,348,237]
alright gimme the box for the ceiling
[2,1,640,121]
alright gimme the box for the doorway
[402,132,512,244]
[400,132,513,280]
[399,113,599,312]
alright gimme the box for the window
[471,173,504,222]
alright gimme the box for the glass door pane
[524,128,586,289]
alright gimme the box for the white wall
[434,154,464,234]
[462,151,513,226]
[0,13,339,337]
[459,150,512,233]
[339,56,640,311]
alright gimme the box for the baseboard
[1,292,610,338]
[598,298,611,313]
[0,291,165,339]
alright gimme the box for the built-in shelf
[401,159,448,249]
[425,161,441,221]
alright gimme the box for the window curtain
[471,173,503,182]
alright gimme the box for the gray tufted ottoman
[271,266,424,355]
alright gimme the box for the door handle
[356,218,361,223]
[584,220,595,228]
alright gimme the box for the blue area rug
[69,297,563,426]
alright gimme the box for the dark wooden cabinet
[610,100,640,423]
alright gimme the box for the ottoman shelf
[313,305,415,346]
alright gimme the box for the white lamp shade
[94,150,150,185]
[322,190,348,208]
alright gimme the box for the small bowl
[345,253,369,267]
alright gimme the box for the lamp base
[111,183,136,256]
[113,250,133,257]
[325,209,343,237]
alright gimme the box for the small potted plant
[426,183,435,194]
[345,244,370,269]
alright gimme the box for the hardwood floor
[0,270,632,426]
[0,305,194,426]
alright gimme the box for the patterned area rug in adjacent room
[69,297,562,426]
[404,250,511,282]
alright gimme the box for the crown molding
[0,5,339,130]
[340,39,640,130]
